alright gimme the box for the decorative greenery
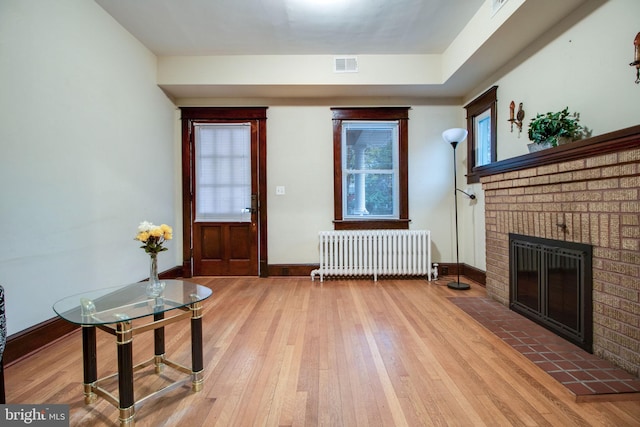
[135,221,172,255]
[527,107,583,146]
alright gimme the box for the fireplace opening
[509,234,593,352]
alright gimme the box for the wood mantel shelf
[475,124,640,178]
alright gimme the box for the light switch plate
[276,186,285,195]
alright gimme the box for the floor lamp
[442,128,472,290]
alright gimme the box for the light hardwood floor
[5,276,640,426]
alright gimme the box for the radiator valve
[432,263,439,280]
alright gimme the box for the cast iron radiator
[311,230,432,282]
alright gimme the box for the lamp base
[447,281,471,290]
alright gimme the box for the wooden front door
[181,108,267,277]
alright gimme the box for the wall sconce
[630,32,640,84]
[508,101,525,135]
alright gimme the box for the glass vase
[146,253,165,298]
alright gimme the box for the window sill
[466,171,480,184]
[333,219,410,230]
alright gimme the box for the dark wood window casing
[464,86,497,184]
[331,107,410,230]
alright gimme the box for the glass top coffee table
[53,279,212,427]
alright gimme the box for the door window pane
[195,123,251,222]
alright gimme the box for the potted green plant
[527,107,583,152]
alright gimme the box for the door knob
[245,194,258,213]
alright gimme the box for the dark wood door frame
[180,107,268,277]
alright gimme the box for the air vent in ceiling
[334,56,358,73]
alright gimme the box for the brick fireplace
[477,125,640,376]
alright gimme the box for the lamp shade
[442,128,468,144]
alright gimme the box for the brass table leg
[116,321,135,427]
[119,406,135,427]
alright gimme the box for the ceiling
[94,0,588,100]
[95,0,485,56]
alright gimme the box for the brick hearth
[477,126,640,376]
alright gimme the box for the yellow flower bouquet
[135,221,173,297]
[135,221,173,255]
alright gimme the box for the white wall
[266,107,334,263]
[492,0,640,160]
[408,106,468,264]
[460,0,640,271]
[265,105,463,265]
[0,0,177,335]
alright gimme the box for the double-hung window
[474,109,492,167]
[343,121,398,218]
[332,107,409,230]
[464,86,497,183]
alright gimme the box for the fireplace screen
[509,234,592,352]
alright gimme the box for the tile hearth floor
[449,296,640,401]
